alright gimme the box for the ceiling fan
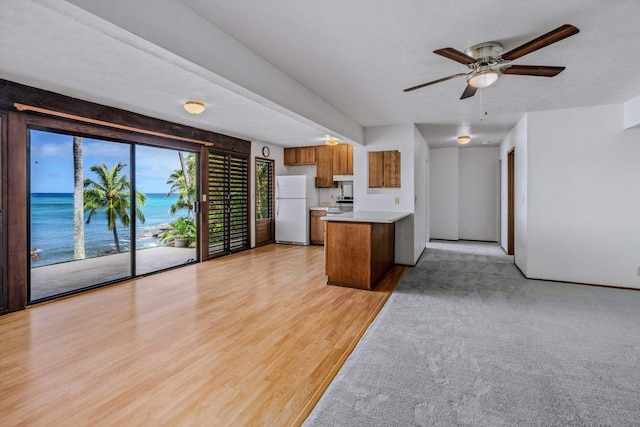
[404,24,579,99]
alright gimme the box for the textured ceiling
[2,0,640,148]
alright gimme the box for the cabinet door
[309,210,326,245]
[383,150,401,188]
[368,151,384,188]
[284,147,298,165]
[347,144,354,174]
[298,146,317,164]
[368,150,400,188]
[316,145,334,187]
[332,144,350,175]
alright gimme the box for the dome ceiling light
[184,100,205,115]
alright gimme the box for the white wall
[413,126,428,260]
[429,147,459,240]
[356,125,414,213]
[355,124,426,265]
[499,115,529,273]
[623,93,640,129]
[459,147,499,241]
[249,142,285,248]
[526,104,640,289]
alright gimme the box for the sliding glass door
[29,128,199,302]
[29,130,132,300]
[135,146,198,275]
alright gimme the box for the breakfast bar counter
[321,211,410,290]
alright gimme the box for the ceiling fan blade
[501,24,579,61]
[502,65,566,77]
[434,48,477,65]
[403,73,465,92]
[460,84,478,100]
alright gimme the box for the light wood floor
[0,244,406,426]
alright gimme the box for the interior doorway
[255,158,274,247]
[507,149,515,255]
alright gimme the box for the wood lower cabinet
[325,220,394,290]
[309,209,327,245]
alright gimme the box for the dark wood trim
[15,103,213,147]
[0,79,250,155]
[0,112,7,314]
[25,115,198,152]
[7,112,27,312]
[507,149,515,256]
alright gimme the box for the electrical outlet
[637,266,640,276]
[330,194,334,199]
[394,197,399,204]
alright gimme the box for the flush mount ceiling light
[457,135,471,145]
[184,100,205,115]
[467,67,500,88]
[324,135,340,146]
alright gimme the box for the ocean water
[30,193,182,267]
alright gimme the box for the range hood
[333,175,354,182]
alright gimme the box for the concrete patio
[30,246,197,301]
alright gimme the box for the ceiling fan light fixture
[184,100,205,115]
[467,70,500,88]
[457,135,471,145]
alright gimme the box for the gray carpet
[304,243,640,426]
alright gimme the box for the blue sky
[30,130,194,193]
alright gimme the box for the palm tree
[84,162,146,253]
[166,152,196,217]
[73,136,85,259]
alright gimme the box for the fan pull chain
[480,88,488,121]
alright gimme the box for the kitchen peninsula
[322,211,411,290]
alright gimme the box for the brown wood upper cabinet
[284,144,354,187]
[368,150,401,188]
[315,145,334,188]
[332,144,353,175]
[284,146,317,165]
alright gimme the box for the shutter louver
[207,151,249,258]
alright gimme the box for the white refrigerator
[275,175,317,245]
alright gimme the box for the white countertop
[309,206,329,211]
[321,210,411,223]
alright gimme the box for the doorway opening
[207,150,249,258]
[255,158,274,247]
[507,149,515,256]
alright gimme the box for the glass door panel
[255,158,274,246]
[135,146,198,275]
[29,130,132,301]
